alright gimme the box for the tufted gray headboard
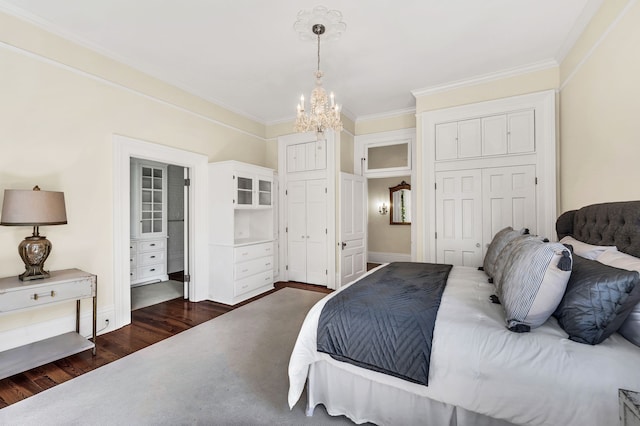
[556,201,640,258]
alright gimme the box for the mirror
[389,181,411,225]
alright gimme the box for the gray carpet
[0,288,353,425]
[131,280,184,310]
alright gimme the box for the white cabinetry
[130,159,168,286]
[208,161,274,305]
[435,109,534,161]
[422,90,557,266]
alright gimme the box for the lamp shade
[1,188,67,226]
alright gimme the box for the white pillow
[596,250,640,347]
[559,236,617,260]
[499,238,572,331]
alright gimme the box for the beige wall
[355,113,416,135]
[0,12,268,333]
[368,177,412,255]
[559,0,640,212]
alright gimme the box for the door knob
[341,242,347,250]
[476,243,481,248]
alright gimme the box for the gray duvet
[316,262,452,386]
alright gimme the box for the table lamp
[0,186,67,281]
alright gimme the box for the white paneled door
[286,179,327,285]
[339,173,367,286]
[435,169,483,266]
[482,165,536,254]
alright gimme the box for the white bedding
[288,265,640,426]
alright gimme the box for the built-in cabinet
[435,110,535,161]
[208,161,274,305]
[421,90,557,266]
[278,133,337,289]
[130,159,168,285]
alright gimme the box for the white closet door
[286,180,307,282]
[435,122,458,161]
[435,169,483,266]
[482,115,508,156]
[482,165,537,253]
[458,119,481,158]
[305,179,327,285]
[339,173,366,286]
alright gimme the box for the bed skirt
[306,359,516,426]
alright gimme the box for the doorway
[113,135,209,329]
[129,159,187,310]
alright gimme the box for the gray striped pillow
[499,239,572,332]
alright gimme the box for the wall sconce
[378,202,388,215]
[0,186,67,281]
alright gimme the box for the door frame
[112,134,208,329]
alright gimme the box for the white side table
[0,269,97,380]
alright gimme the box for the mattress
[288,264,640,425]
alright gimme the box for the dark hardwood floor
[0,281,330,409]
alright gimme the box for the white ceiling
[0,0,602,124]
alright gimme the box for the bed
[288,201,640,426]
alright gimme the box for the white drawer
[234,242,273,262]
[234,270,273,297]
[0,278,95,313]
[137,264,166,280]
[138,239,166,253]
[234,256,273,280]
[138,250,166,266]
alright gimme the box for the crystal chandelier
[294,6,345,139]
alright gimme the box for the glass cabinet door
[140,165,164,235]
[236,176,254,206]
[258,179,272,206]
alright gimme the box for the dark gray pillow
[553,256,640,345]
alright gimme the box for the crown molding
[411,60,559,98]
[554,0,605,63]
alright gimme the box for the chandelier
[294,6,346,139]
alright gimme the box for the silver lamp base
[18,235,52,281]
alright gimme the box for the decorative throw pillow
[559,236,617,260]
[553,255,640,345]
[493,234,539,294]
[499,239,572,332]
[483,227,528,280]
[595,250,640,347]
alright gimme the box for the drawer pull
[264,276,270,281]
[32,291,56,301]
[241,252,249,256]
[150,268,156,272]
[241,269,249,273]
[150,255,156,259]
[265,263,271,266]
[150,243,156,247]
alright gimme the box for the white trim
[368,252,411,264]
[0,305,115,352]
[112,135,209,329]
[355,107,417,123]
[420,90,557,263]
[354,128,417,262]
[560,0,638,90]
[411,60,558,98]
[554,0,606,63]
[0,40,265,141]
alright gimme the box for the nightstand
[620,389,640,426]
[0,269,97,380]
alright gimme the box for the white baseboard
[0,305,116,352]
[368,251,411,264]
